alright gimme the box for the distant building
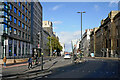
[60,43,65,56]
[42,21,53,37]
[81,29,93,57]
[42,29,50,56]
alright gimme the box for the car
[64,54,71,59]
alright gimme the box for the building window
[25,9,27,13]
[19,2,21,7]
[4,24,7,34]
[25,17,27,22]
[14,7,17,13]
[22,5,24,11]
[25,25,27,30]
[26,33,27,39]
[14,28,17,34]
[22,32,24,39]
[18,21,21,27]
[10,4,12,10]
[10,15,12,21]
[22,23,24,29]
[117,40,119,47]
[14,0,17,3]
[14,18,17,24]
[18,11,21,17]
[22,14,24,19]
[28,19,29,23]
[9,39,12,56]
[9,27,12,34]
[25,2,27,5]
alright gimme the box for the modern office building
[0,2,32,59]
[31,2,42,51]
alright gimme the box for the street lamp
[77,11,86,40]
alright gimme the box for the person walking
[3,56,7,67]
[28,57,32,69]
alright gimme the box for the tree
[47,36,63,56]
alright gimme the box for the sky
[41,1,118,52]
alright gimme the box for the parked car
[64,54,71,59]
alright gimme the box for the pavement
[2,56,73,79]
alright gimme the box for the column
[21,42,22,57]
[17,40,19,57]
[6,38,9,58]
[24,42,26,57]
[12,39,14,58]
[107,48,109,57]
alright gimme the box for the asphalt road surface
[41,58,120,79]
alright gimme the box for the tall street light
[77,11,86,40]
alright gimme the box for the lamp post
[77,11,86,41]
[50,36,52,57]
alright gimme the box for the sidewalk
[95,57,119,60]
[2,57,73,79]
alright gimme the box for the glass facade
[14,7,17,13]
[8,39,12,56]
[0,2,31,59]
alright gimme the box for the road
[41,58,120,79]
[1,57,120,79]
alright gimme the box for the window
[9,27,12,33]
[10,4,12,10]
[22,14,24,19]
[25,25,27,30]
[14,18,17,24]
[10,15,12,21]
[28,19,29,23]
[22,5,24,11]
[25,2,27,5]
[18,21,21,27]
[26,33,27,39]
[25,9,27,13]
[19,2,21,7]
[22,23,24,29]
[4,24,7,34]
[22,32,24,38]
[18,11,21,16]
[117,40,119,47]
[18,30,21,37]
[25,17,27,22]
[14,0,17,3]
[14,29,17,34]
[14,7,17,13]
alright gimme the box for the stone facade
[91,11,120,58]
[42,21,53,37]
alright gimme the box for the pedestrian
[3,56,7,67]
[28,57,32,69]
